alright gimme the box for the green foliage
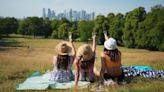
[136,5,164,51]
[18,17,52,38]
[1,5,164,51]
[51,30,58,39]
[94,15,106,45]
[78,20,94,41]
[41,19,52,38]
[109,13,124,45]
[0,17,18,36]
[58,23,70,39]
[123,7,146,48]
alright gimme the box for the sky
[0,0,164,18]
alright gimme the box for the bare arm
[100,53,106,84]
[70,42,76,57]
[74,57,80,88]
[92,34,96,53]
[52,56,57,71]
[53,56,57,65]
[104,32,108,41]
[68,32,76,58]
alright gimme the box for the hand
[69,32,73,42]
[92,32,96,40]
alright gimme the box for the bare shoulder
[101,52,105,57]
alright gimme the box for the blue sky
[0,0,164,18]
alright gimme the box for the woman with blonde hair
[74,33,96,88]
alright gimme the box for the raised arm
[104,31,108,41]
[69,35,76,58]
[70,41,76,57]
[92,33,96,53]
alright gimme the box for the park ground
[0,35,164,92]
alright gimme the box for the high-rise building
[42,8,95,21]
[42,8,46,19]
[51,10,56,19]
[47,8,52,20]
[69,9,73,21]
[91,12,95,20]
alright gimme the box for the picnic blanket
[16,71,90,90]
[122,66,164,78]
[16,66,163,90]
[122,65,153,70]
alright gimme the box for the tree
[109,13,124,45]
[58,23,70,39]
[41,19,52,38]
[77,21,94,42]
[0,17,18,36]
[26,17,43,37]
[122,7,146,48]
[94,15,106,45]
[136,5,164,51]
[17,20,29,37]
[51,19,60,39]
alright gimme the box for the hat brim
[56,41,72,55]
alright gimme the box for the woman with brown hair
[100,34,125,85]
[52,38,76,83]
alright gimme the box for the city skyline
[0,0,164,18]
[43,8,95,21]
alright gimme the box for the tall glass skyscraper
[42,8,46,19]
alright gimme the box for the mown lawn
[0,36,164,92]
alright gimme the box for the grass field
[0,36,164,92]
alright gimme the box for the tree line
[0,5,164,51]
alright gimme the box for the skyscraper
[47,8,52,20]
[42,8,46,19]
[69,9,73,21]
[91,12,95,20]
[42,8,95,21]
[51,10,56,19]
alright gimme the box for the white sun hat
[104,37,118,50]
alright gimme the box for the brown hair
[104,48,120,62]
[56,55,70,70]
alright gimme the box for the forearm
[104,34,108,41]
[74,72,79,87]
[74,66,79,87]
[74,59,80,87]
[70,42,76,56]
[92,37,96,52]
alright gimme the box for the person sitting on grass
[100,33,125,85]
[74,33,96,88]
[52,38,76,83]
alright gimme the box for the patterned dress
[52,56,74,83]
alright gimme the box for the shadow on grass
[0,38,25,51]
